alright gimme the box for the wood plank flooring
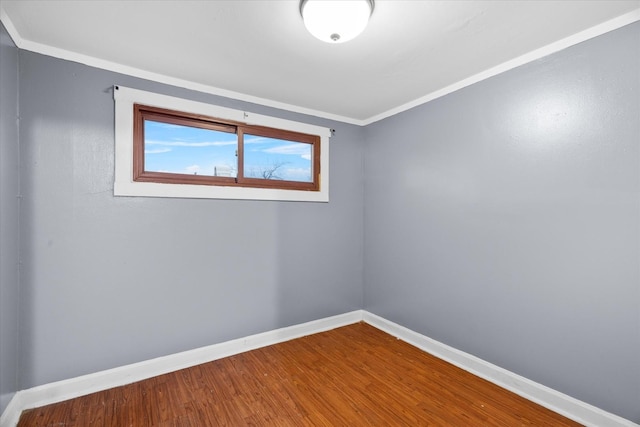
[18,322,582,426]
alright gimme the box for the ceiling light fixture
[300,0,374,44]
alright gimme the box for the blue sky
[144,120,312,182]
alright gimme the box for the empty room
[1,1,639,426]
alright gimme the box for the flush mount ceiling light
[300,0,374,44]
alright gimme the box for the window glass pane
[144,120,238,177]
[243,134,313,182]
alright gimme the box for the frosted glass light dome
[300,0,374,43]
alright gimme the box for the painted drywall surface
[364,22,640,422]
[18,51,364,389]
[0,22,20,414]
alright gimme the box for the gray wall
[2,14,639,425]
[0,22,20,414]
[17,51,364,389]
[364,22,640,422]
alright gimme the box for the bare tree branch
[250,160,289,180]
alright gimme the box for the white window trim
[114,86,330,202]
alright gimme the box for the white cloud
[146,139,236,147]
[263,143,311,158]
[145,148,172,154]
[282,167,312,181]
[244,135,269,144]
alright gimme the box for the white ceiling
[1,1,639,125]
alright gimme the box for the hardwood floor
[18,322,582,426]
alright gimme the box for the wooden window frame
[133,104,321,192]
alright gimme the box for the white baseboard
[0,310,364,427]
[0,393,24,427]
[362,311,638,427]
[2,310,637,427]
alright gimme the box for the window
[133,105,320,192]
[114,86,330,202]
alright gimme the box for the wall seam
[15,46,21,395]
